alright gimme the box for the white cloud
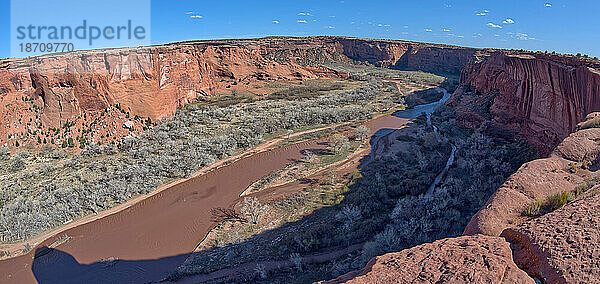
[424,29,433,32]
[185,12,194,15]
[456,35,464,38]
[442,28,451,32]
[545,3,552,7]
[326,26,335,29]
[487,22,503,28]
[190,15,203,19]
[272,20,279,24]
[298,12,312,16]
[509,32,536,41]
[403,25,409,29]
[476,9,489,16]
[503,18,515,24]
[297,20,308,23]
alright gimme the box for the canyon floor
[1,37,599,283]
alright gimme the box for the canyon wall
[1,44,326,148]
[451,51,600,155]
[260,37,476,74]
[0,37,474,149]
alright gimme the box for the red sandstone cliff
[260,37,475,74]
[450,51,600,155]
[323,235,534,284]
[0,41,333,149]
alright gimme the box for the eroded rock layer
[501,189,600,283]
[451,52,600,155]
[324,235,533,284]
[464,120,600,237]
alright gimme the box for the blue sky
[1,0,599,59]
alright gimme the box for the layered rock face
[0,37,474,149]
[324,235,533,284]
[0,42,340,149]
[261,37,476,74]
[451,52,600,155]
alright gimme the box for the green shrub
[523,200,543,217]
[523,191,573,217]
[578,118,600,130]
[547,191,570,211]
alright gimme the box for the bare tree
[240,197,268,225]
[0,147,10,160]
[329,134,350,154]
[353,125,370,140]
[335,205,362,230]
[254,263,267,279]
[211,207,247,223]
[290,253,303,272]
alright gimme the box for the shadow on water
[32,247,190,284]
[29,139,395,283]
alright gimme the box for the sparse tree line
[0,79,395,242]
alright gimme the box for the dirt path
[166,243,365,284]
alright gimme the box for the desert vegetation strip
[0,69,423,282]
[0,78,400,244]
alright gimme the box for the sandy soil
[169,244,365,284]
